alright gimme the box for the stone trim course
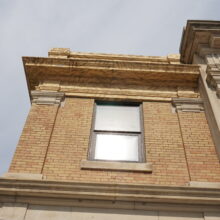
[0,178,220,212]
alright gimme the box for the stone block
[2,173,43,180]
[25,205,72,220]
[159,211,203,220]
[71,207,158,220]
[0,203,27,220]
[204,212,220,220]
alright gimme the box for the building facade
[0,20,220,219]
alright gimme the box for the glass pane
[94,134,139,161]
[95,105,140,132]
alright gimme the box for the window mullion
[94,130,141,135]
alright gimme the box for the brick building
[0,20,220,219]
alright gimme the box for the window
[89,101,144,162]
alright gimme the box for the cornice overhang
[180,20,220,64]
[0,178,220,212]
[22,56,199,95]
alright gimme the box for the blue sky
[1,0,220,175]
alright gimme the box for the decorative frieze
[22,54,200,90]
[172,98,204,112]
[31,91,65,105]
[197,44,220,58]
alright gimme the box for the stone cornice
[0,178,220,212]
[23,56,199,97]
[180,20,220,64]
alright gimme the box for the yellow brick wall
[9,97,220,185]
[178,112,220,182]
[143,102,190,185]
[9,104,58,173]
[42,98,94,179]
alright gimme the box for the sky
[1,0,220,176]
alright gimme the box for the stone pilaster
[180,20,220,160]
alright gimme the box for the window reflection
[94,134,139,161]
[95,105,140,132]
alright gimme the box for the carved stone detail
[197,44,220,58]
[206,54,220,98]
[172,98,204,112]
[31,91,65,105]
[209,34,220,49]
[180,20,220,64]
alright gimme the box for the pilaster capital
[172,98,204,112]
[31,91,65,105]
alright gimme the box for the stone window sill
[80,160,152,172]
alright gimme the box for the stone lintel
[31,91,65,105]
[172,98,204,112]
